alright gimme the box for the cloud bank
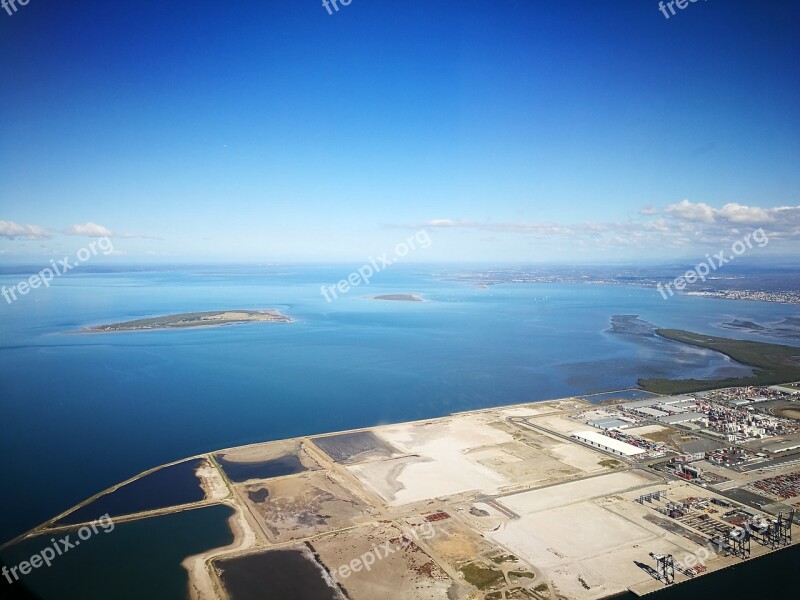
[390,200,800,251]
[1,220,160,242]
[0,221,51,240]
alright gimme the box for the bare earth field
[241,471,369,543]
[312,522,458,600]
[187,399,796,598]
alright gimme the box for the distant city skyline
[1,0,799,263]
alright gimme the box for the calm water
[615,542,800,599]
[215,454,306,483]
[1,265,798,544]
[580,390,660,402]
[217,549,340,600]
[0,504,234,600]
[56,459,206,525]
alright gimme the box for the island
[78,310,292,333]
[370,293,424,302]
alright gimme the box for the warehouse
[587,418,631,430]
[763,439,800,454]
[658,412,706,425]
[634,407,670,418]
[571,431,646,457]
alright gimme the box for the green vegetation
[597,459,621,468]
[491,554,519,564]
[83,309,291,332]
[509,571,536,579]
[534,583,550,593]
[459,563,506,590]
[507,588,537,599]
[639,330,800,394]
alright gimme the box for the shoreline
[65,309,293,334]
[7,376,799,549]
[368,293,425,302]
[3,381,799,600]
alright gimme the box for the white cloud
[422,218,579,236]
[0,220,51,240]
[62,222,162,240]
[716,202,774,224]
[643,218,670,232]
[63,222,114,237]
[118,232,163,240]
[663,199,800,228]
[390,199,800,254]
[426,218,461,227]
[664,199,716,223]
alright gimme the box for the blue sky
[1,0,799,263]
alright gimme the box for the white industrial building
[587,418,631,430]
[658,412,706,425]
[571,431,646,457]
[634,407,670,418]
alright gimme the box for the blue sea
[1,265,798,544]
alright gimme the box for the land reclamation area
[4,385,800,600]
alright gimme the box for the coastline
[4,382,798,600]
[66,309,292,334]
[368,293,425,302]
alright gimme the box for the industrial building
[571,431,646,457]
[763,439,800,454]
[634,407,670,418]
[658,412,706,425]
[587,418,631,430]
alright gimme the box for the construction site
[193,385,800,599]
[25,386,800,600]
